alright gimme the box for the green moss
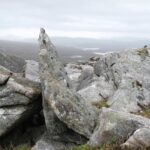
[13,144,31,150]
[137,105,150,119]
[91,99,109,109]
[70,143,148,150]
[132,80,142,89]
[70,137,148,150]
[137,48,149,56]
[3,144,31,150]
[70,143,121,150]
[71,144,90,150]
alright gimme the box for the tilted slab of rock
[0,65,41,136]
[38,31,96,138]
[89,108,150,148]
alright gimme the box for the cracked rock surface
[0,65,41,136]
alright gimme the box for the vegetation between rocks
[137,48,149,56]
[2,144,31,150]
[91,99,109,109]
[71,144,149,150]
[137,105,150,119]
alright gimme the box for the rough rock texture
[0,65,41,137]
[0,120,45,148]
[31,30,150,150]
[0,51,25,73]
[94,49,150,113]
[32,138,74,150]
[32,128,86,150]
[65,63,82,91]
[121,127,150,149]
[38,33,96,138]
[64,48,150,149]
[77,76,114,106]
[24,60,40,83]
[89,108,150,148]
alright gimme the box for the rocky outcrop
[63,48,150,149]
[0,65,41,137]
[2,30,150,150]
[36,29,150,150]
[94,49,150,113]
[0,51,25,73]
[38,29,96,139]
[89,108,150,148]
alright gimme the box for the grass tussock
[2,144,31,150]
[71,144,148,150]
[13,144,31,150]
[137,105,150,119]
[70,144,122,150]
[91,99,109,109]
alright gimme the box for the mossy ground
[71,144,149,150]
[2,144,31,150]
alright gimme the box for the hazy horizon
[0,0,150,43]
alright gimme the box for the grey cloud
[0,0,150,40]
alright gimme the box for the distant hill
[0,40,100,63]
[0,37,148,63]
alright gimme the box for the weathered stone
[121,128,150,149]
[0,65,42,137]
[0,51,25,73]
[93,49,150,113]
[65,63,82,91]
[24,60,40,83]
[0,104,40,136]
[32,138,74,150]
[38,29,96,138]
[89,108,150,148]
[0,66,12,85]
[76,66,94,91]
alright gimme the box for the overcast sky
[0,0,150,41]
